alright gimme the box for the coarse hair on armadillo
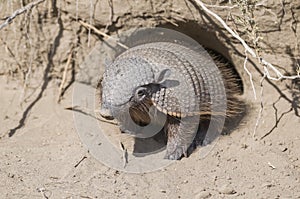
[197,51,245,133]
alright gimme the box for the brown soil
[0,0,299,198]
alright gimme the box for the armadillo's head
[100,56,173,134]
[100,57,156,132]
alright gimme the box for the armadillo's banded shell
[102,42,227,118]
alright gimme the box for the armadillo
[100,41,232,160]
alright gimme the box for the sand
[0,0,299,198]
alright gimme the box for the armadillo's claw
[164,146,188,160]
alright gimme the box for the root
[0,0,46,31]
[193,0,300,82]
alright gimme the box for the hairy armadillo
[100,41,233,160]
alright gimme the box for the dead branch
[0,37,23,76]
[74,156,87,168]
[57,47,74,103]
[160,16,179,27]
[260,99,293,140]
[120,142,128,168]
[253,74,266,137]
[0,0,46,31]
[64,105,119,125]
[192,0,300,137]
[193,0,300,82]
[204,3,238,9]
[243,52,257,99]
[78,20,129,49]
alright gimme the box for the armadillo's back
[101,42,227,119]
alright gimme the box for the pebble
[246,184,255,189]
[218,184,236,195]
[278,145,288,152]
[261,183,273,188]
[195,190,211,199]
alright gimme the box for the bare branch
[253,73,266,137]
[0,0,46,31]
[160,16,179,27]
[79,20,129,49]
[0,37,23,74]
[57,47,74,103]
[243,52,257,100]
[193,0,300,82]
[203,3,238,9]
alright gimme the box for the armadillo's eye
[135,87,147,100]
[137,89,145,96]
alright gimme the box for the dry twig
[36,187,51,199]
[193,0,300,138]
[268,161,276,169]
[243,52,257,99]
[253,73,266,137]
[79,20,129,49]
[193,0,300,82]
[0,37,23,76]
[204,3,238,9]
[0,0,46,31]
[120,142,128,168]
[74,156,87,168]
[161,16,179,27]
[57,47,74,103]
[65,105,119,125]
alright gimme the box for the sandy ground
[1,68,300,198]
[1,0,300,198]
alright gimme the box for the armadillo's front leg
[164,116,199,160]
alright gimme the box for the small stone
[281,147,288,152]
[247,184,255,189]
[290,157,298,162]
[261,183,273,188]
[8,173,14,178]
[289,164,296,169]
[277,141,284,146]
[219,184,236,195]
[195,191,211,199]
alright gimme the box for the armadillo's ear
[160,79,180,88]
[155,69,171,83]
[154,69,179,88]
